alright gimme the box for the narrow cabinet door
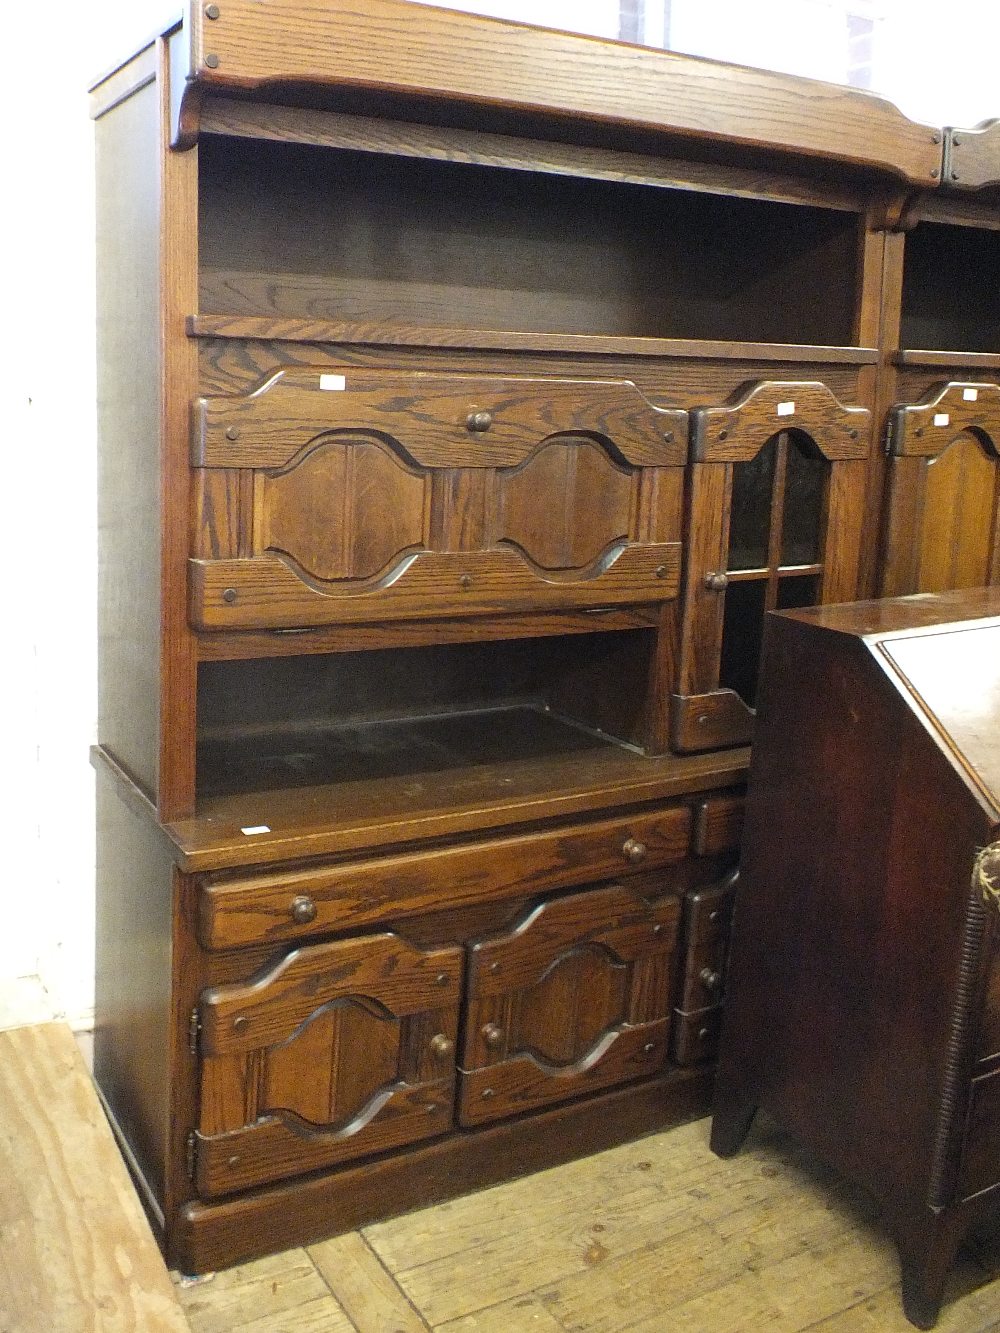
[672,379,871,752]
[190,366,687,628]
[193,932,462,1197]
[457,883,681,1126]
[881,382,1000,596]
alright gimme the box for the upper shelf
[166,0,942,185]
[188,316,879,365]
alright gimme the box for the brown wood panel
[0,1025,188,1333]
[691,795,745,856]
[190,315,879,364]
[198,803,693,950]
[671,690,755,754]
[917,435,998,592]
[195,1077,455,1198]
[691,380,871,463]
[458,884,679,1123]
[190,542,681,629]
[256,437,429,582]
[194,369,687,470]
[181,0,941,182]
[195,606,662,662]
[198,96,871,212]
[200,933,463,1056]
[891,381,1000,457]
[948,121,1000,191]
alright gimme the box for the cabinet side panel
[96,80,162,799]
[94,763,175,1208]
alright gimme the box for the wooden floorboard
[0,1022,187,1333]
[172,1116,1000,1333]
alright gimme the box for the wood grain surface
[0,1024,187,1333]
[183,0,942,183]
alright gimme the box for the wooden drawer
[193,931,463,1198]
[197,804,694,950]
[671,1004,724,1065]
[671,870,737,1060]
[190,366,686,630]
[457,882,681,1125]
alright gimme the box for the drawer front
[671,1005,724,1065]
[190,367,686,630]
[671,870,738,1063]
[197,804,694,950]
[194,932,462,1198]
[457,883,681,1126]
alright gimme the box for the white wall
[7,0,997,1029]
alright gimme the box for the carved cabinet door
[192,932,462,1197]
[672,380,871,752]
[881,382,1000,597]
[457,883,681,1126]
[190,367,687,629]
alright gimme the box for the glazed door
[190,367,687,628]
[881,382,1000,597]
[672,380,871,752]
[457,883,681,1126]
[192,932,462,1197]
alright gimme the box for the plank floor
[173,1116,1000,1332]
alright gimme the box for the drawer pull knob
[622,837,647,863]
[705,572,728,591]
[290,895,317,925]
[482,1023,504,1049]
[466,410,493,432]
[699,967,723,992]
[430,1033,454,1058]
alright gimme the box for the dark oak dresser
[712,588,1000,1327]
[89,0,1000,1280]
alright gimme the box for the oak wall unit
[90,0,992,1276]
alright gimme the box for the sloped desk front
[711,588,1000,1329]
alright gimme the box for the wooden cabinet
[91,0,989,1284]
[711,590,1000,1329]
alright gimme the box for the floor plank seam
[309,1249,364,1333]
[359,1231,433,1331]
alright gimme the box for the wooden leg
[709,1098,757,1157]
[895,1207,968,1330]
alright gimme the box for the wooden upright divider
[88,0,997,1281]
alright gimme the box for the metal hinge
[185,1130,197,1182]
[188,1007,201,1056]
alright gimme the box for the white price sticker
[777,401,795,417]
[933,413,950,427]
[320,375,346,392]
[240,825,271,836]
[963,388,979,401]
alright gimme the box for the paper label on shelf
[777,401,795,416]
[240,825,271,836]
[319,375,346,391]
[963,388,979,401]
[933,413,950,426]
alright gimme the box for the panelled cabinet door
[457,883,681,1126]
[190,367,687,629]
[193,932,462,1197]
[672,380,871,753]
[881,382,1000,597]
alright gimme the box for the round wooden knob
[622,837,647,863]
[704,572,728,591]
[291,895,317,925]
[699,967,722,992]
[482,1023,504,1049]
[430,1033,454,1058]
[466,410,493,432]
